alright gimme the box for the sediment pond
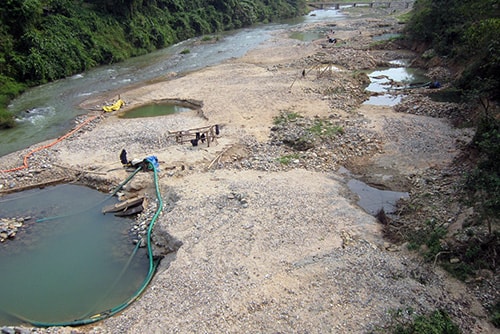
[0,184,148,326]
[119,103,195,119]
[363,66,429,106]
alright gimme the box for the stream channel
[1,6,423,327]
[0,7,348,327]
[0,8,344,158]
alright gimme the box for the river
[1,8,345,158]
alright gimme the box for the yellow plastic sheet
[102,99,125,112]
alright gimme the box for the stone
[1,327,16,334]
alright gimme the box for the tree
[0,0,43,38]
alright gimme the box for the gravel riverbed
[0,5,497,334]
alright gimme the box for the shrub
[406,218,447,261]
[307,119,344,137]
[277,153,300,165]
[273,111,302,125]
[0,75,25,128]
[384,308,460,334]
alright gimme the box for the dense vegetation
[405,0,499,327]
[0,0,306,128]
[405,0,499,245]
[405,0,499,101]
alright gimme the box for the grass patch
[201,35,219,42]
[381,308,460,334]
[273,111,302,125]
[397,12,412,24]
[276,153,300,165]
[307,119,344,138]
[180,48,190,54]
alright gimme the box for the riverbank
[0,5,497,333]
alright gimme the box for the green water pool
[0,184,149,326]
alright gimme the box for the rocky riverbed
[0,4,498,334]
[0,217,31,243]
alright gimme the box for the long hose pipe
[8,158,163,327]
[81,240,142,319]
[36,166,143,223]
[0,115,99,174]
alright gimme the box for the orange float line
[0,115,99,173]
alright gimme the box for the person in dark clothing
[120,149,129,165]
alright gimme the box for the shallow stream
[1,8,345,158]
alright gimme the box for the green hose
[36,166,143,223]
[81,240,142,319]
[13,160,163,327]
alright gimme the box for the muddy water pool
[119,103,194,119]
[363,66,429,106]
[0,184,148,326]
[347,179,409,215]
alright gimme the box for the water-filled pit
[0,184,149,326]
[338,167,409,216]
[347,179,409,215]
[363,65,430,106]
[119,102,196,119]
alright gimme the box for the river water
[0,8,348,327]
[1,8,345,158]
[0,6,423,326]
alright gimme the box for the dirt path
[0,6,496,334]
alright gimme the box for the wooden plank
[114,203,145,216]
[102,196,144,213]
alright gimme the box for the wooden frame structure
[167,124,220,147]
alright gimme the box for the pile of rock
[0,217,30,242]
[425,66,453,83]
[215,113,382,173]
[395,93,471,123]
[316,45,379,71]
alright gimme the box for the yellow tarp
[102,99,125,112]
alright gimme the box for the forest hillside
[0,0,307,127]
